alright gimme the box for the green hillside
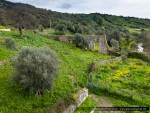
[0,30,149,113]
[0,0,150,112]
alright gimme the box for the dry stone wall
[95,56,122,67]
[63,88,88,113]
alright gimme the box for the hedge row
[128,52,150,63]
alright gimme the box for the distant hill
[0,0,150,32]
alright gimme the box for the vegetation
[1,0,150,35]
[90,58,150,105]
[4,38,17,50]
[0,30,110,112]
[13,47,59,96]
[110,39,119,51]
[128,52,150,63]
[0,0,150,112]
[55,24,67,35]
[73,33,88,48]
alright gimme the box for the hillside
[0,0,150,113]
[0,0,150,31]
[0,29,150,113]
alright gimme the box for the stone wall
[76,88,88,107]
[95,56,122,67]
[98,35,109,54]
[63,88,88,113]
[59,36,73,43]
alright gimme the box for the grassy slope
[91,58,150,106]
[124,26,141,34]
[0,30,149,113]
[0,30,110,113]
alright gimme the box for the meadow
[91,58,150,106]
[0,30,149,112]
[0,30,110,112]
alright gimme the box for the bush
[4,38,17,50]
[73,33,88,49]
[110,39,119,51]
[128,52,150,63]
[38,24,44,32]
[13,47,59,95]
[55,24,67,35]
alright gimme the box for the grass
[75,96,98,113]
[124,26,141,34]
[0,36,17,61]
[90,58,150,106]
[37,28,74,37]
[0,29,149,112]
[0,30,111,112]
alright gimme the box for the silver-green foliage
[110,39,119,51]
[5,38,17,50]
[14,47,59,95]
[73,33,88,48]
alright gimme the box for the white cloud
[8,0,150,18]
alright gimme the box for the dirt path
[90,94,123,113]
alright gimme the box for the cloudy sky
[8,0,150,19]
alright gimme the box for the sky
[8,0,150,19]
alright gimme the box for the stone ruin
[59,36,73,43]
[63,88,88,113]
[98,35,108,54]
[84,35,109,54]
[88,40,95,51]
[57,35,109,54]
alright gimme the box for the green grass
[124,26,141,34]
[0,36,17,61]
[0,30,111,112]
[75,96,98,113]
[90,58,150,106]
[38,28,56,36]
[0,29,149,112]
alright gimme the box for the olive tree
[110,39,119,51]
[55,23,67,35]
[13,47,59,95]
[73,33,88,49]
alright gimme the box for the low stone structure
[63,88,88,113]
[63,105,76,113]
[76,88,88,107]
[95,56,122,67]
[59,36,73,43]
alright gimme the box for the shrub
[110,39,120,51]
[38,24,44,32]
[128,52,150,63]
[4,38,17,50]
[55,24,67,35]
[73,33,88,49]
[13,47,59,95]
